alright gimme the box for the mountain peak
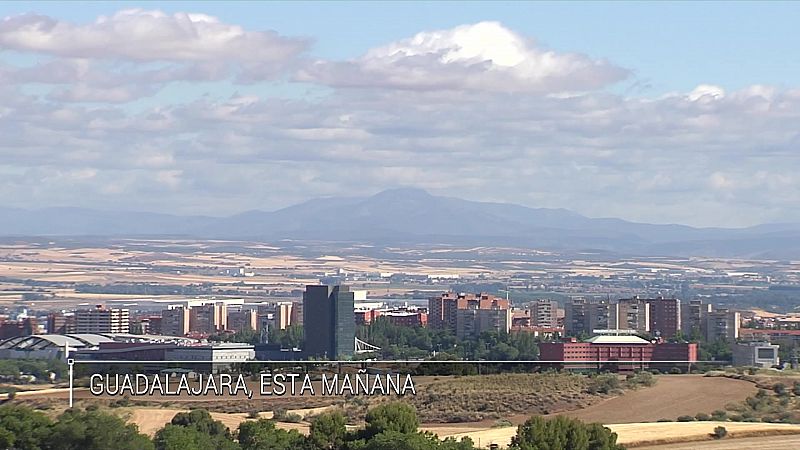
[370,187,434,201]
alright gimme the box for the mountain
[2,188,799,258]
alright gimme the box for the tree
[364,403,420,438]
[163,409,237,450]
[309,411,347,449]
[170,409,231,439]
[510,416,624,450]
[154,425,218,450]
[0,405,52,450]
[45,408,154,450]
[362,431,442,450]
[237,418,307,450]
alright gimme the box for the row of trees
[0,359,67,383]
[0,402,624,450]
[358,317,540,361]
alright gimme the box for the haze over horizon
[1,2,799,228]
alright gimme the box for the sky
[0,1,799,227]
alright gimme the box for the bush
[695,413,711,421]
[657,418,672,422]
[713,426,727,439]
[669,367,683,374]
[711,410,727,421]
[492,419,513,428]
[272,408,302,423]
[247,410,260,419]
[677,415,695,422]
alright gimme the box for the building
[565,298,614,337]
[732,341,780,368]
[429,292,510,337]
[613,297,650,333]
[303,285,355,359]
[384,311,427,327]
[274,302,293,330]
[165,343,255,372]
[539,331,697,372]
[161,307,190,336]
[75,306,129,334]
[227,308,258,332]
[355,309,382,325]
[47,313,76,334]
[428,292,468,331]
[532,299,559,328]
[681,300,711,338]
[0,318,39,339]
[455,295,511,339]
[646,297,681,339]
[740,328,800,348]
[290,302,304,327]
[706,308,740,342]
[189,303,226,335]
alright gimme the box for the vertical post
[68,358,74,408]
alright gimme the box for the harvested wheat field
[556,375,757,423]
[635,433,800,449]
[424,421,800,449]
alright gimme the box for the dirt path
[555,375,757,423]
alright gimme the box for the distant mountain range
[2,188,799,258]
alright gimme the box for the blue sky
[1,2,799,227]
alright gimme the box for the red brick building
[539,334,697,372]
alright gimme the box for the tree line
[0,402,624,450]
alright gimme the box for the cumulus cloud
[0,9,308,63]
[0,9,310,101]
[296,21,629,93]
[0,14,799,226]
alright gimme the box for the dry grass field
[555,375,757,423]
[635,433,800,449]
[422,421,800,449]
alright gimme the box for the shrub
[774,383,787,396]
[657,418,672,422]
[713,426,727,439]
[711,410,727,421]
[695,413,711,421]
[492,419,513,428]
[273,408,302,423]
[669,367,683,374]
[247,410,260,419]
[677,415,695,422]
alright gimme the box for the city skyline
[1,2,799,227]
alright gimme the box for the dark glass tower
[303,285,355,359]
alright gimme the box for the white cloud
[296,21,629,93]
[0,9,308,63]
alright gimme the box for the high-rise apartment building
[565,298,616,336]
[613,297,650,332]
[275,302,293,330]
[75,306,129,334]
[227,308,258,332]
[681,299,711,338]
[189,303,227,335]
[706,308,740,342]
[646,297,681,339]
[532,299,559,328]
[47,313,76,334]
[303,285,355,359]
[161,307,190,336]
